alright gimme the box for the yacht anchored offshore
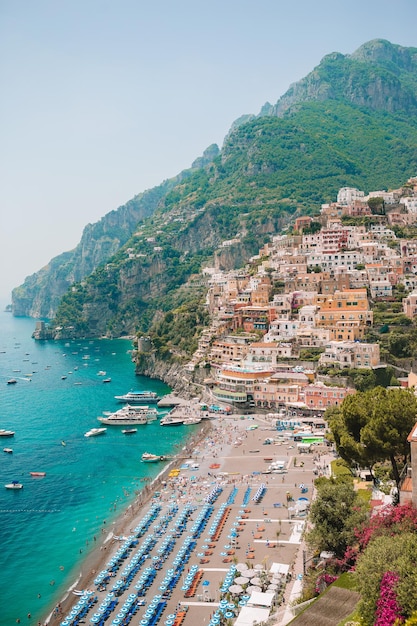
[114,390,160,404]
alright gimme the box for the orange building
[315,289,373,339]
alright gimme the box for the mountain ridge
[12,39,417,337]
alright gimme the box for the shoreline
[44,420,214,625]
[43,412,330,626]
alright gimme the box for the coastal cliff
[21,39,417,344]
[12,145,220,318]
[134,350,210,400]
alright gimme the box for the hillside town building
[189,178,417,416]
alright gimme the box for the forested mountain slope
[16,39,417,343]
[12,145,219,317]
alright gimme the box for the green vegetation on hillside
[34,41,417,342]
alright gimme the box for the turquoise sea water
[0,311,193,625]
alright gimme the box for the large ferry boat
[114,390,160,404]
[98,405,158,426]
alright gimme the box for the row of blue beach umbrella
[208,503,228,537]
[190,503,213,538]
[133,504,161,537]
[60,590,96,626]
[252,483,267,503]
[88,591,118,624]
[205,485,223,504]
[181,564,199,593]
[220,564,237,594]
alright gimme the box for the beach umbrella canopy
[236,563,247,572]
[241,569,257,578]
[228,584,243,594]
[234,576,249,585]
[251,577,262,586]
[246,585,262,594]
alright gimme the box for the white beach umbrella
[228,584,243,594]
[234,576,249,585]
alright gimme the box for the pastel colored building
[304,382,356,410]
[319,340,380,369]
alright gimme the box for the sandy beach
[45,412,330,626]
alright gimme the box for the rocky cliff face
[12,188,167,317]
[12,146,220,318]
[267,39,417,118]
[135,350,210,400]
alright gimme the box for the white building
[306,251,364,272]
[319,340,380,369]
[337,187,365,205]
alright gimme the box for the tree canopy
[306,478,368,558]
[328,387,417,486]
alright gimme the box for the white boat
[183,417,202,425]
[114,390,160,404]
[5,481,23,489]
[6,379,17,385]
[0,429,15,437]
[122,428,137,435]
[98,405,158,426]
[160,415,185,426]
[141,452,162,462]
[97,371,106,376]
[84,427,107,438]
[3,448,13,454]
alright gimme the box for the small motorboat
[84,427,107,438]
[5,480,23,489]
[6,379,17,385]
[3,448,13,454]
[103,378,111,383]
[122,428,137,435]
[30,472,46,477]
[0,429,15,437]
[141,452,162,462]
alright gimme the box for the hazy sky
[1,0,416,301]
